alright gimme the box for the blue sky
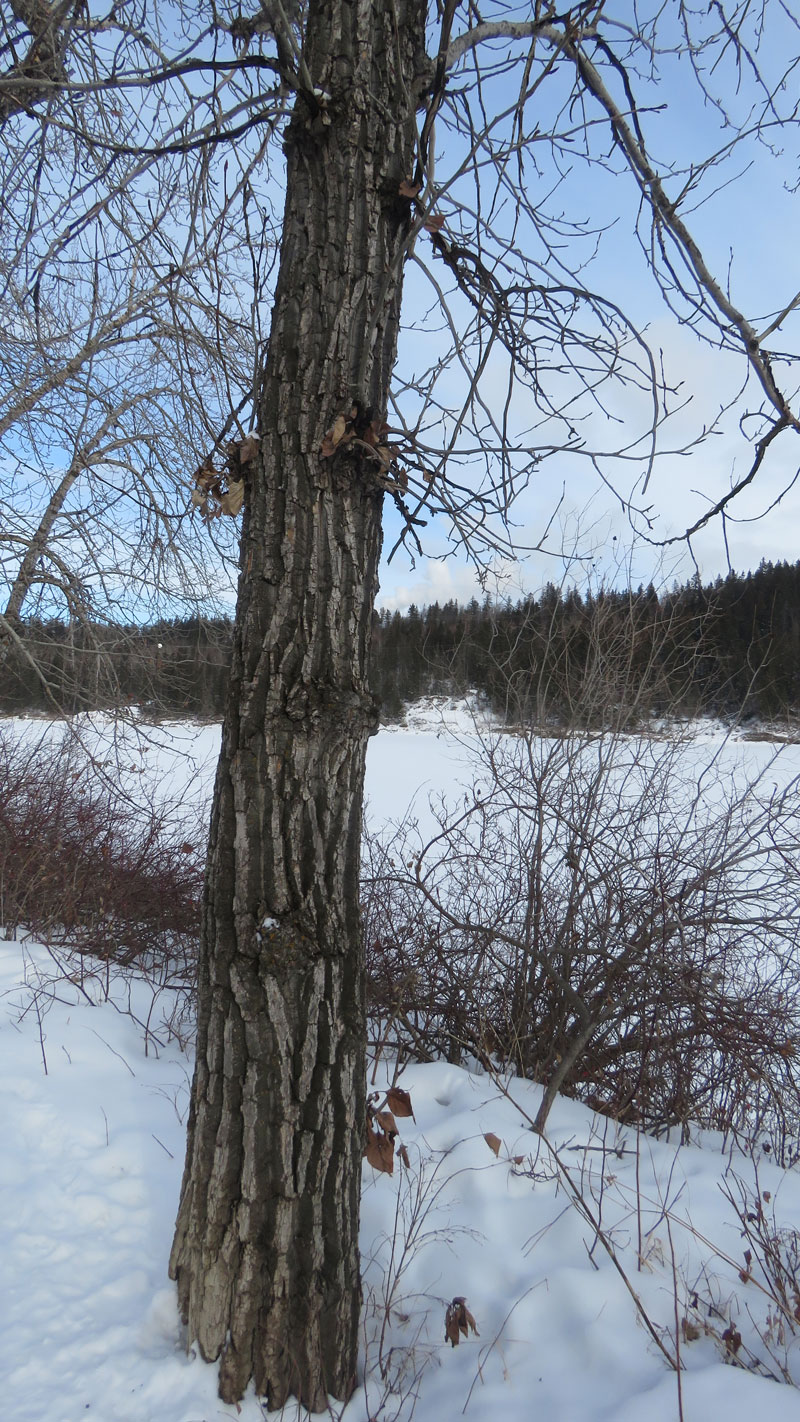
[5,0,798,623]
[376,4,800,609]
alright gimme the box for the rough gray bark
[169,0,428,1408]
[1,0,74,121]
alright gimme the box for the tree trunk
[169,0,428,1408]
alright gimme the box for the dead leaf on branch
[445,1297,479,1346]
[375,1109,398,1137]
[364,1086,415,1176]
[365,1121,395,1175]
[220,479,244,517]
[191,458,243,520]
[239,434,259,464]
[423,213,446,234]
[399,178,423,198]
[386,1086,414,1119]
[681,1317,701,1342]
[484,1132,502,1157]
[194,459,216,485]
[363,418,391,447]
[722,1325,742,1355]
[319,407,401,488]
[320,413,350,457]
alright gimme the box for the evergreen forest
[5,559,800,727]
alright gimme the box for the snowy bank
[5,940,800,1421]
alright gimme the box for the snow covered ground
[4,706,800,1421]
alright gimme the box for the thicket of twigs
[364,611,800,1156]
[4,680,800,1164]
[362,726,800,1157]
[0,730,202,991]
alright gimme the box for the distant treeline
[4,559,800,724]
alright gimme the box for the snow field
[4,705,800,1420]
[5,939,800,1420]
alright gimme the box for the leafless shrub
[0,729,202,993]
[722,1171,800,1345]
[365,727,800,1148]
[364,601,800,1148]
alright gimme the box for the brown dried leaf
[220,479,244,516]
[321,413,348,457]
[195,462,219,492]
[423,469,435,482]
[365,1123,394,1175]
[330,413,348,444]
[445,1305,461,1347]
[484,1132,502,1158]
[376,1109,398,1139]
[375,445,393,470]
[363,419,390,447]
[386,1087,414,1119]
[239,434,259,464]
[445,1298,479,1346]
[397,1143,410,1169]
[681,1317,701,1343]
[190,489,206,508]
[423,213,446,233]
[180,842,195,854]
[399,178,423,198]
[722,1325,742,1355]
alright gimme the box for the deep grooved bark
[169,0,428,1408]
